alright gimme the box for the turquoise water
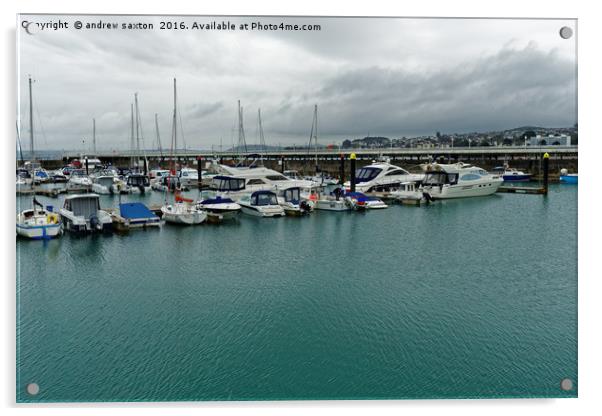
[16,185,577,401]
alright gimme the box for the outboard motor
[89,214,101,231]
[300,200,312,213]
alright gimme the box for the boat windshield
[284,188,300,202]
[212,177,246,191]
[253,193,278,206]
[128,175,150,186]
[266,175,289,181]
[355,167,382,182]
[423,172,458,185]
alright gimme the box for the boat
[419,162,503,199]
[277,187,313,216]
[197,194,241,220]
[559,169,578,184]
[16,169,33,188]
[91,171,118,194]
[59,194,113,233]
[50,169,68,183]
[149,169,170,182]
[67,169,92,189]
[114,202,161,230]
[389,182,426,202]
[126,173,151,194]
[312,188,351,211]
[178,167,198,187]
[16,197,62,239]
[238,190,285,217]
[492,166,532,182]
[283,170,304,181]
[33,168,51,184]
[344,159,423,192]
[344,192,388,210]
[161,191,207,225]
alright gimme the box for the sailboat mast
[134,93,140,157]
[155,113,163,158]
[130,103,134,169]
[258,108,265,162]
[29,76,35,162]
[173,78,177,152]
[314,104,318,173]
[92,118,96,154]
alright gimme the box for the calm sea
[16,185,577,401]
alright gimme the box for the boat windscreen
[355,167,382,182]
[70,197,99,218]
[253,193,278,206]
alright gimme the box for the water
[16,185,577,401]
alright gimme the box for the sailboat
[304,105,337,185]
[161,78,207,225]
[126,93,152,193]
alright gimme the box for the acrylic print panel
[16,15,577,402]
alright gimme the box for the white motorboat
[277,187,313,216]
[161,192,207,225]
[16,169,33,188]
[491,166,532,182]
[304,172,338,186]
[344,192,388,210]
[389,182,426,202]
[126,173,152,194]
[178,167,199,187]
[344,159,423,193]
[67,169,92,189]
[16,198,62,239]
[420,162,503,199]
[60,194,113,233]
[238,190,285,217]
[197,194,241,220]
[312,188,351,211]
[91,171,118,195]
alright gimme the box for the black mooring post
[339,153,345,185]
[350,153,356,192]
[197,156,202,189]
[143,159,148,176]
[281,156,285,173]
[85,158,89,176]
[543,152,549,195]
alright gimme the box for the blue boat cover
[119,203,158,220]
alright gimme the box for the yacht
[238,190,285,217]
[60,194,113,233]
[420,162,503,199]
[161,192,208,225]
[343,160,423,192]
[16,198,62,239]
[277,187,313,216]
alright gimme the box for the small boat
[312,188,351,211]
[161,191,207,225]
[239,190,285,217]
[178,167,199,187]
[126,174,151,194]
[92,172,118,195]
[559,169,578,184]
[60,194,113,233]
[389,182,426,202]
[50,170,68,183]
[492,166,531,182]
[420,162,503,199]
[197,195,241,220]
[278,187,313,216]
[114,202,161,230]
[33,168,51,184]
[16,169,33,188]
[345,192,388,210]
[16,197,62,239]
[67,169,92,189]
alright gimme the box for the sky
[17,15,577,152]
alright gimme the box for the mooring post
[543,152,549,195]
[143,159,148,176]
[350,153,356,193]
[280,156,285,173]
[85,157,89,176]
[339,153,345,185]
[197,156,202,189]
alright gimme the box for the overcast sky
[17,15,577,152]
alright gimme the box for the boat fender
[47,213,59,224]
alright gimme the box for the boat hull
[423,180,502,199]
[161,206,207,225]
[502,174,531,182]
[16,223,62,239]
[560,174,578,184]
[240,205,285,217]
[314,199,351,211]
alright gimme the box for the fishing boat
[345,192,388,210]
[197,194,241,220]
[16,197,62,239]
[277,187,313,216]
[492,166,532,182]
[238,190,285,217]
[59,194,113,233]
[420,162,503,199]
[344,159,423,192]
[559,169,578,184]
[161,191,207,225]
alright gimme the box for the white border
[3,1,600,415]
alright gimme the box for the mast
[134,92,140,161]
[29,76,35,162]
[258,108,266,163]
[237,100,247,161]
[155,113,163,158]
[92,118,96,154]
[130,103,134,169]
[173,78,177,152]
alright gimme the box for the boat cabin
[127,174,150,187]
[211,175,246,192]
[282,187,301,204]
[63,195,101,218]
[250,191,279,206]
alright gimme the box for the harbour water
[16,185,577,401]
